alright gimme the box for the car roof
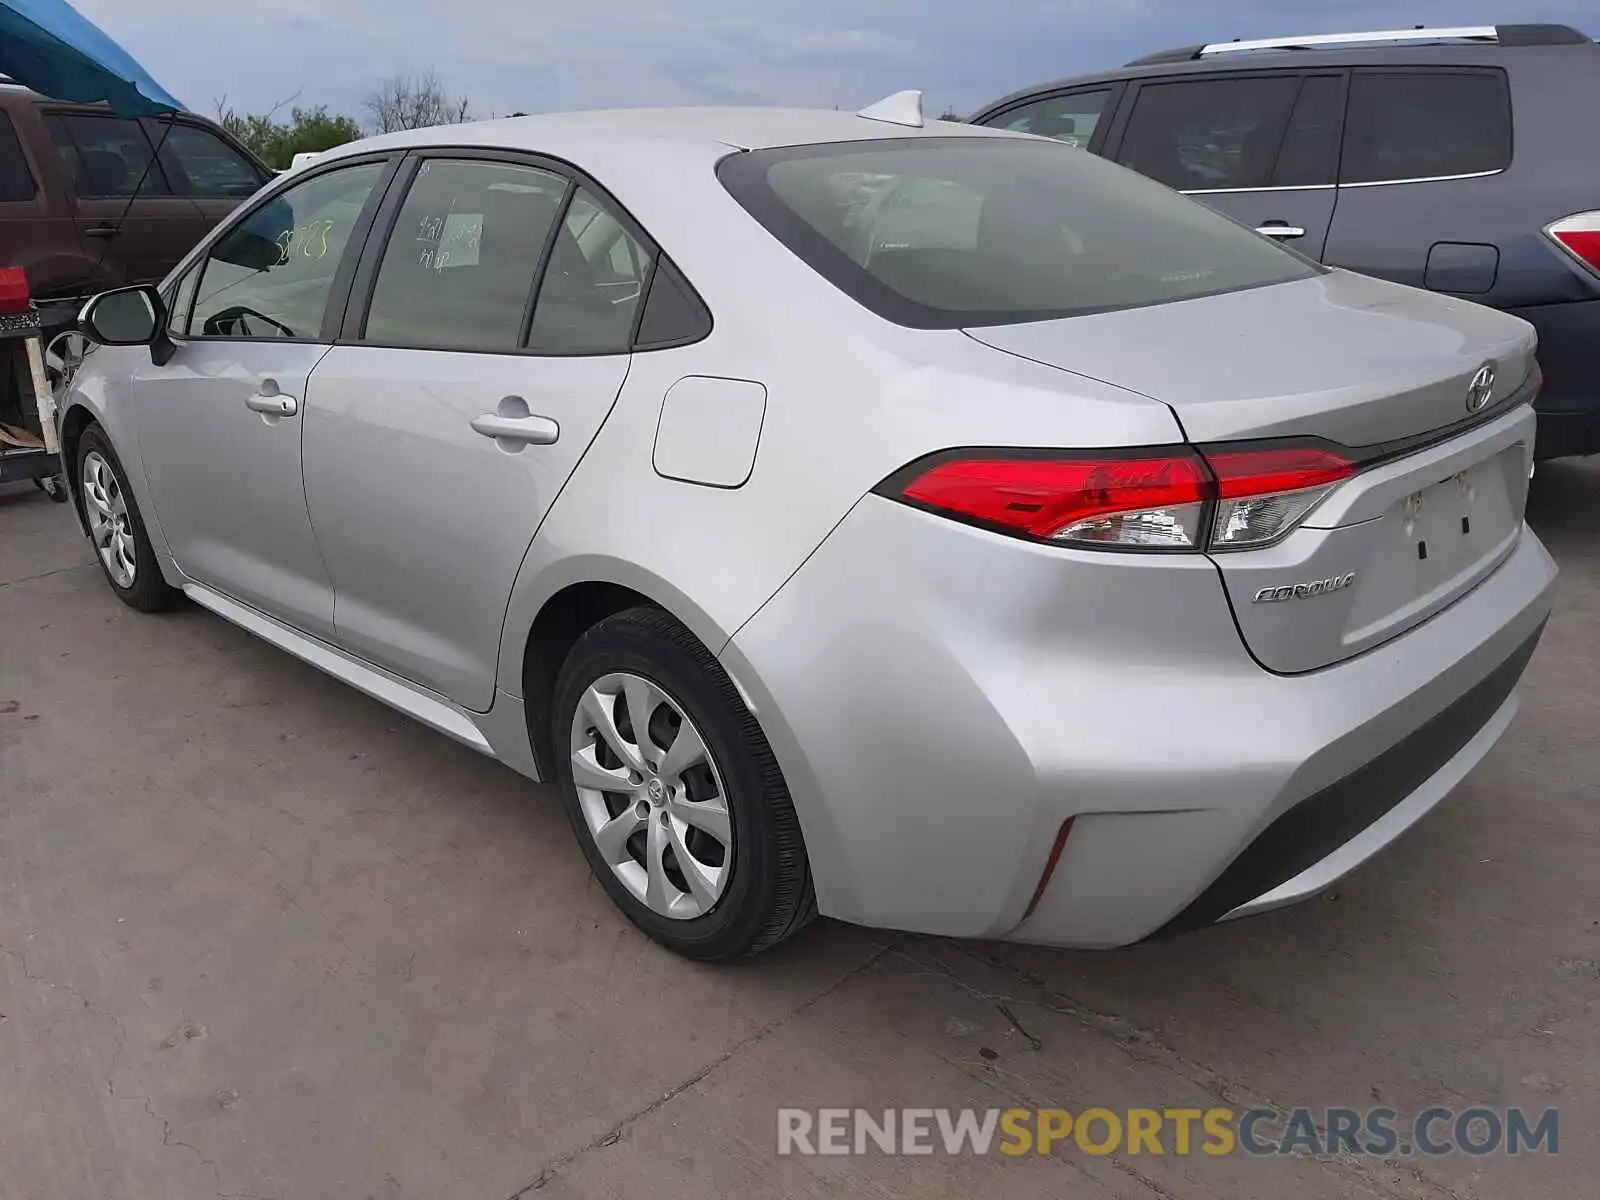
[328,106,1019,163]
[972,37,1598,118]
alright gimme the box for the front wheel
[552,606,815,960]
[76,425,179,612]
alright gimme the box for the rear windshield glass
[717,136,1319,329]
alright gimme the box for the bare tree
[364,71,472,134]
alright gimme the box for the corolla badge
[1466,364,1496,413]
[1253,573,1356,604]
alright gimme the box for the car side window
[1271,75,1345,188]
[0,112,36,202]
[984,89,1113,148]
[634,257,712,349]
[1340,71,1511,185]
[45,113,172,197]
[190,161,386,340]
[1116,76,1300,192]
[526,187,652,355]
[156,122,265,198]
[362,158,568,352]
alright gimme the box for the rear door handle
[471,413,560,445]
[83,224,120,239]
[1256,222,1306,239]
[245,393,298,416]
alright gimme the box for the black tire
[75,424,180,612]
[552,606,816,960]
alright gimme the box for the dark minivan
[970,24,1600,458]
[0,80,272,327]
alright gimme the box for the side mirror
[79,285,164,346]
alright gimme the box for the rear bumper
[724,497,1557,948]
[1508,299,1600,458]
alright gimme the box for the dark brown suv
[0,81,272,329]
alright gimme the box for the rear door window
[0,113,36,202]
[362,158,570,352]
[156,122,265,198]
[1340,71,1511,184]
[526,187,652,354]
[45,114,172,197]
[1115,76,1300,192]
[983,89,1115,149]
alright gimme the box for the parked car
[0,79,272,329]
[56,102,1554,959]
[969,23,1600,459]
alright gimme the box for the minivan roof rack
[1126,23,1592,66]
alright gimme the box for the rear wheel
[76,425,178,612]
[552,606,815,960]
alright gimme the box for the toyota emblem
[1466,364,1495,413]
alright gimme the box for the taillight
[1206,445,1354,550]
[893,450,1211,550]
[878,443,1354,553]
[1545,212,1600,277]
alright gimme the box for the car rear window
[718,136,1319,329]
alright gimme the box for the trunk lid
[966,270,1540,673]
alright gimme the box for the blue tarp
[0,0,183,116]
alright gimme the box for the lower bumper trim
[1154,619,1546,937]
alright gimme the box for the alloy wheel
[82,450,136,588]
[569,671,733,919]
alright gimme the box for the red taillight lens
[883,442,1356,553]
[0,266,29,314]
[1546,212,1600,276]
[891,450,1212,550]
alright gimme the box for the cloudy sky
[73,0,1595,124]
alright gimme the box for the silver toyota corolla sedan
[56,100,1556,960]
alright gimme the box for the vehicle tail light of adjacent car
[1545,212,1600,277]
[879,443,1355,553]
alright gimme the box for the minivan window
[46,114,172,197]
[1341,71,1512,184]
[718,137,1319,330]
[1271,75,1344,188]
[363,159,569,352]
[191,161,385,339]
[158,123,264,198]
[0,113,35,202]
[1116,76,1300,192]
[986,89,1113,148]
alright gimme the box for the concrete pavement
[2,461,1597,1199]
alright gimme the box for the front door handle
[245,393,298,416]
[83,224,120,239]
[1256,222,1307,239]
[470,412,559,445]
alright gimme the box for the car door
[130,157,394,638]
[1105,72,1344,259]
[302,153,646,710]
[40,110,200,290]
[974,83,1126,152]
